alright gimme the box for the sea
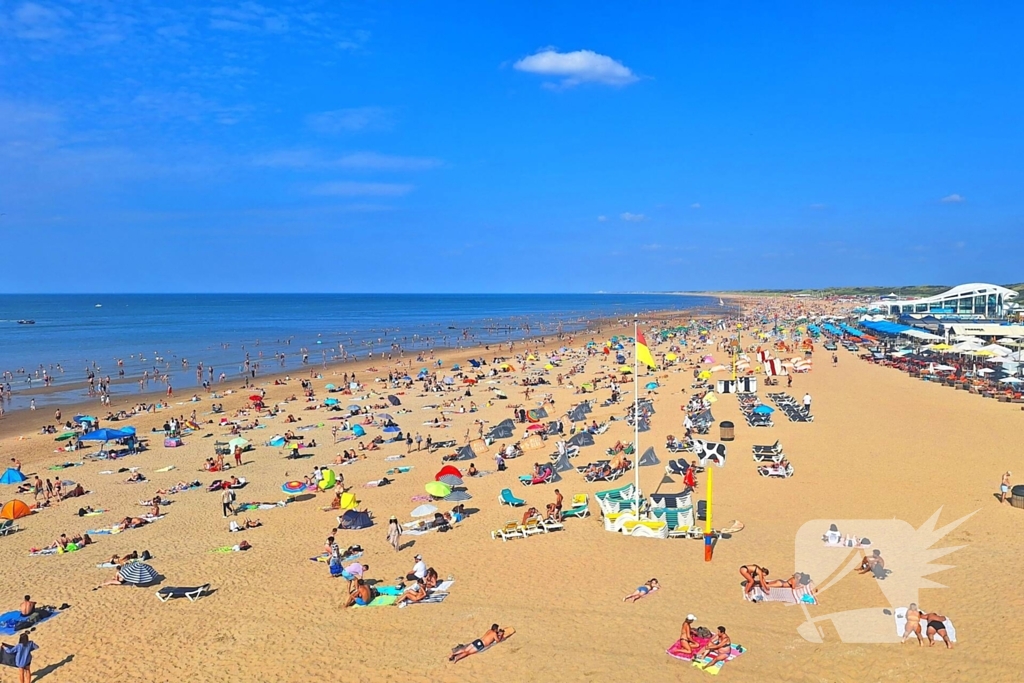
[0,293,716,410]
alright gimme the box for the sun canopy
[78,428,131,442]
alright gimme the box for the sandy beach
[1,297,1020,682]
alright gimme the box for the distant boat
[95,304,102,307]
[719,298,725,307]
[17,320,35,325]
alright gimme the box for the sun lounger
[752,440,783,455]
[540,519,564,532]
[518,518,545,536]
[156,584,211,602]
[560,494,589,519]
[491,522,524,542]
[0,520,19,536]
[757,463,794,478]
[499,488,526,506]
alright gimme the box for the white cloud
[596,215,607,222]
[620,212,646,222]
[690,203,701,209]
[513,49,639,88]
[253,150,441,171]
[309,181,414,197]
[306,107,393,134]
[940,193,965,203]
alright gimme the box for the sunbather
[739,564,770,597]
[695,626,732,669]
[622,578,659,602]
[674,614,699,656]
[521,507,539,526]
[901,603,924,645]
[856,549,885,578]
[921,611,954,648]
[449,624,514,663]
[344,579,375,607]
[395,579,427,607]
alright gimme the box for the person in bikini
[622,578,659,603]
[449,624,514,663]
[674,614,700,656]
[901,603,923,645]
[739,564,770,597]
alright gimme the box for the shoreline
[0,305,735,449]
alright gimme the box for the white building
[871,283,1018,318]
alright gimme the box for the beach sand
[1,302,1020,682]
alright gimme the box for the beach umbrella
[452,364,461,370]
[376,413,394,421]
[437,474,464,487]
[282,481,306,495]
[73,415,97,424]
[444,489,473,502]
[348,405,361,413]
[619,366,632,374]
[228,437,249,449]
[645,381,659,390]
[753,405,774,414]
[698,370,712,380]
[54,431,77,441]
[443,376,455,385]
[666,352,678,362]
[249,395,263,402]
[1000,377,1023,384]
[0,499,31,520]
[526,424,545,431]
[382,426,401,433]
[424,481,451,498]
[325,383,336,390]
[119,561,159,586]
[462,378,477,384]
[411,504,438,517]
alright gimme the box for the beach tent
[453,445,476,461]
[268,435,287,448]
[338,509,373,530]
[567,432,595,448]
[487,420,515,440]
[435,465,462,480]
[567,405,588,423]
[638,447,660,467]
[352,424,366,437]
[0,468,27,485]
[388,395,401,406]
[338,491,358,510]
[469,359,481,368]
[528,407,548,420]
[0,499,31,520]
[318,469,337,491]
[551,452,573,473]
[79,428,130,443]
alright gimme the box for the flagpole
[633,316,640,517]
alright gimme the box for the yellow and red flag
[636,329,656,370]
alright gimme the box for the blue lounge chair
[499,488,525,507]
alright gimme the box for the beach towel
[309,552,362,564]
[82,509,106,517]
[385,466,413,475]
[48,462,82,470]
[667,636,711,661]
[894,608,957,643]
[353,595,397,608]
[0,608,62,636]
[156,465,176,472]
[96,562,118,568]
[400,592,449,607]
[212,544,251,553]
[692,644,746,674]
[28,547,59,556]
[743,583,817,605]
[384,455,405,462]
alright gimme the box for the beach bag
[329,560,343,577]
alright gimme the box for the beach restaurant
[868,283,1018,318]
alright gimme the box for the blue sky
[1,2,1022,293]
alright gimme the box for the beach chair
[156,584,211,602]
[518,518,545,536]
[491,522,524,542]
[0,519,19,536]
[752,451,784,463]
[758,463,794,479]
[752,441,783,455]
[561,494,589,519]
[666,459,690,476]
[540,518,564,532]
[499,488,526,507]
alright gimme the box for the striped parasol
[437,474,464,487]
[443,489,473,502]
[282,481,306,495]
[119,561,159,586]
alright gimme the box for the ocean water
[0,293,715,410]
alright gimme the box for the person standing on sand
[802,392,812,414]
[415,432,422,451]
[2,633,37,683]
[1000,471,1012,503]
[387,516,402,552]
[221,488,234,517]
[234,446,243,468]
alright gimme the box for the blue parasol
[119,561,159,586]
